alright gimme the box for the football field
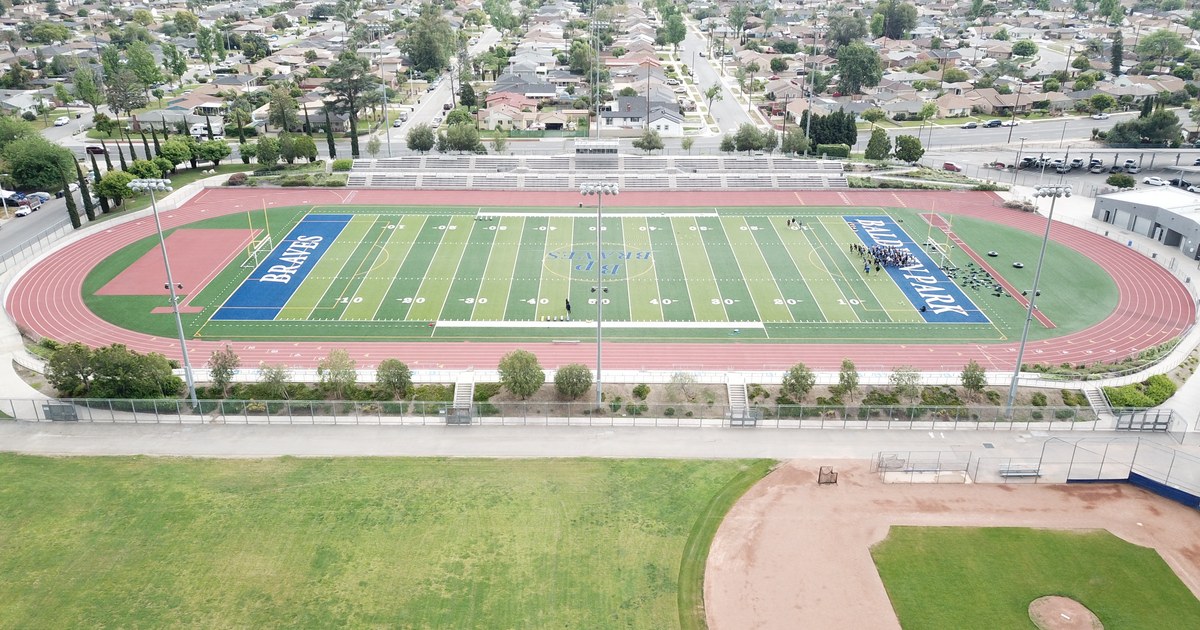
[82,205,1119,344]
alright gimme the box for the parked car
[1109,165,1123,173]
[84,145,106,154]
[1126,165,1142,174]
[1019,156,1037,168]
[1143,177,1168,186]
[1169,178,1194,188]
[1001,120,1019,126]
[443,102,452,110]
[1193,158,1200,166]
[1091,112,1110,120]
[29,192,51,203]
[1070,158,1085,169]
[983,119,1003,127]
[392,117,404,127]
[1123,159,1138,168]
[943,162,963,172]
[14,206,31,217]
[1089,164,1107,174]
[961,121,978,129]
[53,116,69,126]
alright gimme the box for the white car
[1143,177,1168,186]
[1092,112,1110,120]
[14,206,30,217]
[1125,165,1142,174]
[1001,120,1019,126]
[53,116,69,126]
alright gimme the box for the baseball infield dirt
[1029,596,1103,630]
[704,460,1200,630]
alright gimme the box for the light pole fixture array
[580,182,618,408]
[1006,184,1071,414]
[127,178,200,406]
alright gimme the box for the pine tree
[90,152,110,214]
[75,161,95,221]
[60,168,80,229]
[323,106,337,159]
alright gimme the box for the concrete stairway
[453,372,475,411]
[727,374,748,418]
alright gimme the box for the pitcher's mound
[1029,596,1104,630]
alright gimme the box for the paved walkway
[0,421,1192,459]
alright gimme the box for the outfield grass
[79,205,1119,345]
[0,455,764,630]
[871,527,1200,630]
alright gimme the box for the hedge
[816,143,850,158]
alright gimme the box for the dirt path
[704,460,1200,630]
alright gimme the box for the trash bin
[75,113,81,119]
[55,191,64,199]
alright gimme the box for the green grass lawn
[872,527,1200,630]
[0,455,770,630]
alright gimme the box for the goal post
[241,235,273,268]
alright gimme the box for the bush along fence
[9,398,1115,429]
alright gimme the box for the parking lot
[922,145,1200,196]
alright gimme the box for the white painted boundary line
[478,212,721,218]
[433,320,764,329]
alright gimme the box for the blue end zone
[844,216,990,324]
[211,214,353,321]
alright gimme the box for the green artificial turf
[78,205,1120,345]
[0,455,765,630]
[871,527,1200,630]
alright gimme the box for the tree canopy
[835,43,882,94]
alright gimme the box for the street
[684,20,753,135]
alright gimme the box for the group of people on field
[851,243,915,274]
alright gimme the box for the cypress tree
[100,139,114,171]
[127,134,137,161]
[323,106,337,159]
[116,141,128,170]
[160,118,169,139]
[141,132,152,159]
[843,108,857,146]
[60,168,80,229]
[151,126,162,157]
[205,115,214,140]
[90,152,110,214]
[1111,36,1123,77]
[75,161,95,221]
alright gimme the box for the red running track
[5,188,1194,372]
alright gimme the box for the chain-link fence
[9,397,1116,429]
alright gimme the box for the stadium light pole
[1013,137,1027,185]
[1006,184,1071,416]
[128,178,200,407]
[581,182,618,408]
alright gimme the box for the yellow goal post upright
[241,202,273,268]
